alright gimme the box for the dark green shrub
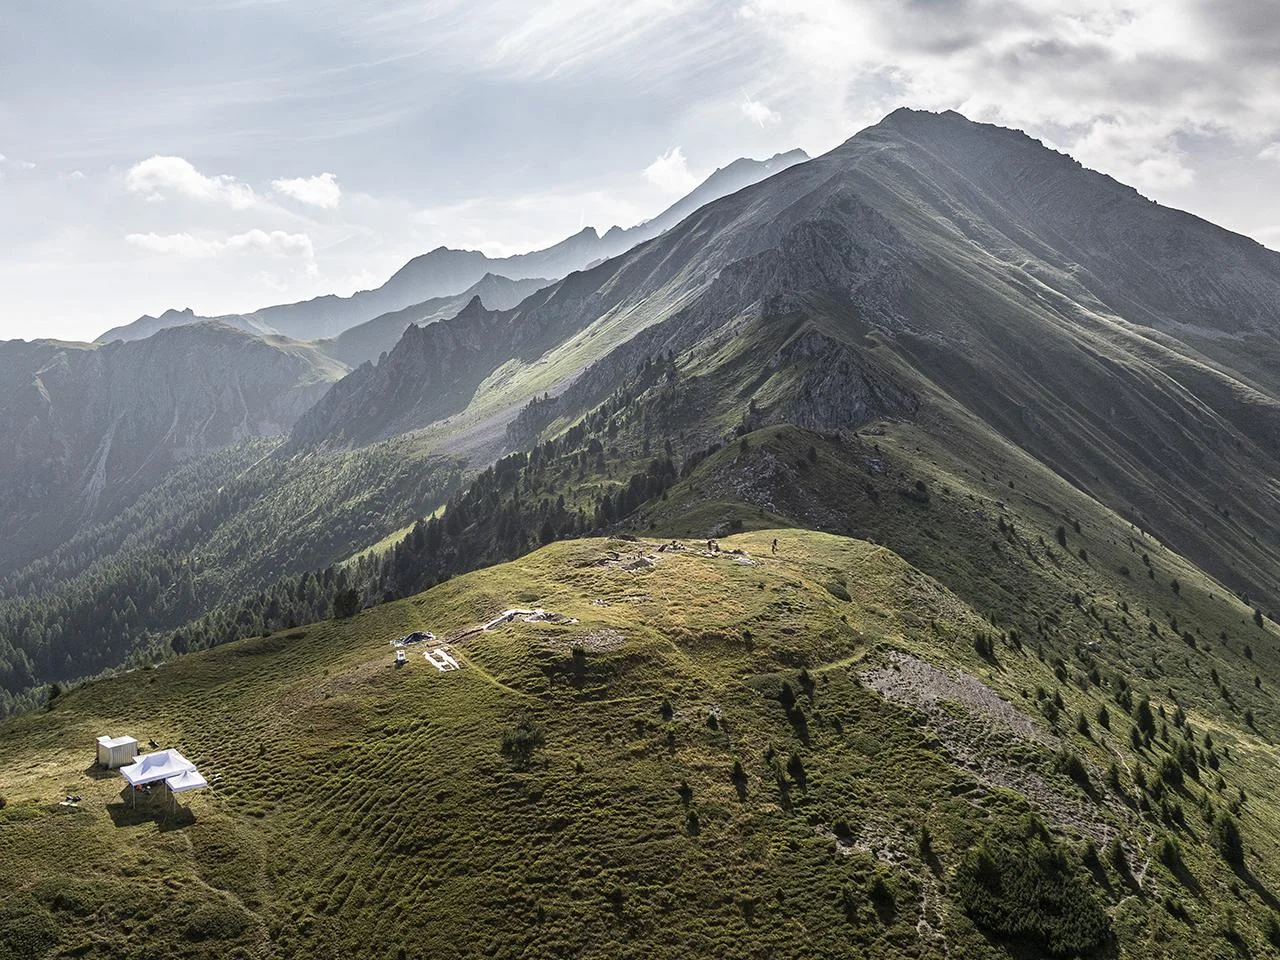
[1158,756,1183,789]
[499,713,545,769]
[1106,837,1128,875]
[954,830,1110,957]
[331,588,360,619]
[1263,913,1280,949]
[1056,750,1089,787]
[1215,812,1244,866]
[1157,835,1183,872]
[1135,697,1156,736]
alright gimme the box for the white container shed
[96,735,139,769]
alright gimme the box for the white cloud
[740,94,780,127]
[643,147,698,194]
[272,171,341,208]
[359,0,735,86]
[338,269,380,295]
[737,0,1280,193]
[1260,143,1280,162]
[1070,118,1195,191]
[126,229,314,259]
[125,156,259,209]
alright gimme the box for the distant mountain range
[314,273,551,370]
[95,149,810,345]
[4,110,1280,718]
[0,146,810,572]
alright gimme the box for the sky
[2,0,1279,342]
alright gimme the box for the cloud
[126,229,314,259]
[272,171,341,208]
[741,95,780,127]
[737,0,1280,193]
[1070,117,1195,191]
[1260,143,1280,162]
[125,156,259,209]
[643,147,698,194]
[356,0,740,87]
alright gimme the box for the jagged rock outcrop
[315,273,550,369]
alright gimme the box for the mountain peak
[878,106,968,126]
[456,294,487,319]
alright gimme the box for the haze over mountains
[0,324,346,567]
[0,148,807,568]
[95,149,810,346]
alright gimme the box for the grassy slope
[3,527,1280,959]
[0,437,465,714]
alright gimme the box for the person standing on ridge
[772,538,778,555]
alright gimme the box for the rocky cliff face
[316,274,550,370]
[0,323,345,567]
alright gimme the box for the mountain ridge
[291,108,1280,611]
[93,149,811,345]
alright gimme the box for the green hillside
[4,524,1280,959]
[0,438,464,715]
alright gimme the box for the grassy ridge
[3,529,1280,958]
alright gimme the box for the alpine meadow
[3,4,1280,959]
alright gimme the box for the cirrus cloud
[126,229,314,260]
[741,95,780,127]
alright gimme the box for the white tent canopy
[164,769,208,794]
[118,748,197,787]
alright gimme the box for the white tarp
[119,748,197,787]
[164,769,208,794]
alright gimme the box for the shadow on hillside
[106,800,196,832]
[1234,860,1280,912]
[1166,855,1203,897]
[82,763,118,781]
